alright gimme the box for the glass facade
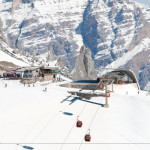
[42,68,59,74]
[49,69,59,73]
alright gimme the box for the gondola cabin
[99,84,104,90]
[106,91,110,97]
[84,134,91,142]
[118,80,123,84]
[76,120,82,128]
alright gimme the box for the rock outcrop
[72,45,97,80]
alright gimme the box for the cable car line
[60,96,102,150]
[17,92,100,150]
[20,94,74,145]
[87,103,101,130]
[31,92,89,143]
[59,101,88,150]
[30,100,73,143]
[59,119,77,150]
[31,94,88,143]
[14,95,75,150]
[77,99,102,150]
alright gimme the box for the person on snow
[5,83,7,88]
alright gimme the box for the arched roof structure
[98,68,140,90]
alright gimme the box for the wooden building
[40,67,59,80]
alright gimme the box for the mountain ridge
[0,0,150,90]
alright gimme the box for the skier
[44,87,47,92]
[59,74,61,81]
[5,83,7,88]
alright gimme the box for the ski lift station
[61,68,140,94]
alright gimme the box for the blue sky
[133,0,150,6]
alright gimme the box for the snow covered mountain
[0,0,87,68]
[0,18,55,69]
[0,0,150,90]
[0,23,29,68]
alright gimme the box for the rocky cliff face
[72,45,97,80]
[0,0,88,70]
[0,18,37,68]
[0,0,150,90]
[0,18,5,42]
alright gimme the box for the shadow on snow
[61,96,103,106]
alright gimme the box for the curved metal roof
[98,68,140,90]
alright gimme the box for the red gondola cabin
[118,80,123,84]
[85,134,91,142]
[76,121,82,128]
[106,91,110,97]
[99,84,104,90]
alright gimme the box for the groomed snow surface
[0,79,150,150]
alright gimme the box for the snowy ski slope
[0,79,150,150]
[0,50,29,67]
